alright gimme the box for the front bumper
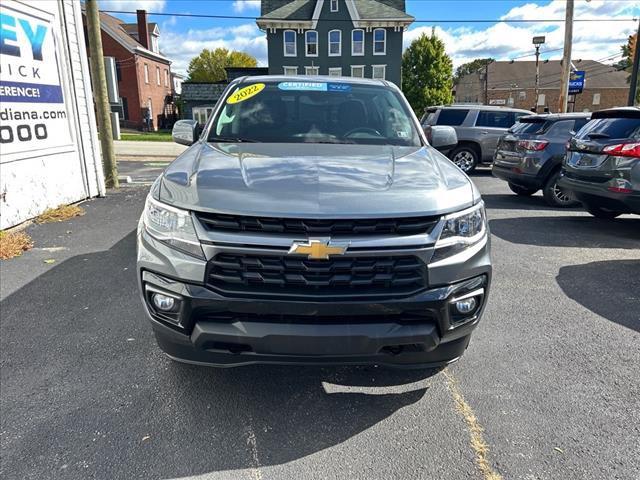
[137,220,492,368]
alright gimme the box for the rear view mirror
[429,125,458,151]
[172,119,199,146]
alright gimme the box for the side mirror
[429,125,458,152]
[172,119,199,146]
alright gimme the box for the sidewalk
[114,140,186,160]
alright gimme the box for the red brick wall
[97,30,172,130]
[486,87,629,113]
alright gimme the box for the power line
[100,10,637,23]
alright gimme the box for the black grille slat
[196,213,438,236]
[206,254,427,297]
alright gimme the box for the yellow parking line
[443,369,503,480]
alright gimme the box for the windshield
[208,80,422,146]
[510,119,549,135]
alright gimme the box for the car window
[421,111,437,125]
[435,109,468,126]
[510,119,548,134]
[209,81,422,146]
[576,117,640,140]
[475,111,513,129]
[573,117,589,133]
[547,119,576,136]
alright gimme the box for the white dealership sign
[0,0,73,156]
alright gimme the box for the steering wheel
[344,127,383,138]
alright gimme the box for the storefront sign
[0,1,72,156]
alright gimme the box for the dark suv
[559,107,640,218]
[421,105,531,173]
[492,113,590,207]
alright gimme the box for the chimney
[136,9,149,49]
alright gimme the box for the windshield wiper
[208,136,258,143]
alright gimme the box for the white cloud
[160,23,267,74]
[232,1,261,13]
[405,0,637,69]
[98,0,167,12]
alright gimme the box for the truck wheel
[449,146,478,173]
[508,183,537,196]
[542,171,579,207]
[584,204,622,219]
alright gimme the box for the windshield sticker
[396,131,409,138]
[226,83,265,104]
[278,82,352,92]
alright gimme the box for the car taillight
[602,142,640,158]
[517,140,548,151]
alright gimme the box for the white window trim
[330,0,338,12]
[305,30,318,57]
[351,65,365,78]
[156,66,161,85]
[328,67,342,76]
[372,64,386,80]
[328,29,341,57]
[283,66,298,75]
[283,29,297,57]
[144,63,149,84]
[373,28,386,55]
[305,66,319,75]
[351,29,364,56]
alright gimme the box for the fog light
[152,293,176,311]
[454,297,477,315]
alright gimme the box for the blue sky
[99,0,639,74]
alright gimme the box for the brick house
[455,60,630,112]
[257,0,414,86]
[82,9,174,130]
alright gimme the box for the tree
[402,32,454,115]
[187,48,257,82]
[454,58,494,84]
[617,33,639,104]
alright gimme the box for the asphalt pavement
[1,170,639,480]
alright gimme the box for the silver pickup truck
[136,76,491,369]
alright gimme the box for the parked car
[137,76,492,368]
[421,104,531,173]
[559,107,640,218]
[492,113,591,207]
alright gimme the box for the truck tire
[449,146,479,173]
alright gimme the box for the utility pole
[533,36,546,112]
[85,0,118,188]
[484,62,489,105]
[627,20,640,106]
[557,0,574,113]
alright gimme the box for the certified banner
[0,1,73,157]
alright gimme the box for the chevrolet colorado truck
[137,76,491,368]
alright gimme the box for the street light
[533,36,546,112]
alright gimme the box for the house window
[284,30,297,57]
[351,29,364,56]
[283,66,298,75]
[518,90,526,100]
[144,63,149,83]
[192,106,214,125]
[331,0,338,12]
[537,93,545,106]
[156,66,160,85]
[165,69,169,87]
[328,30,341,56]
[592,93,601,105]
[373,29,386,55]
[305,31,318,57]
[328,67,342,77]
[372,65,386,80]
[351,65,364,78]
[305,66,319,75]
[150,35,158,53]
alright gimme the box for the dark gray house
[257,0,414,86]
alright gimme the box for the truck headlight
[142,196,204,259]
[432,202,487,262]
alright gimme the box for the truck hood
[158,142,474,218]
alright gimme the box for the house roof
[257,0,413,29]
[121,23,160,36]
[82,8,170,64]
[483,60,628,90]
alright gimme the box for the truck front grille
[205,253,428,297]
[195,213,439,236]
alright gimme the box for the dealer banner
[0,0,73,157]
